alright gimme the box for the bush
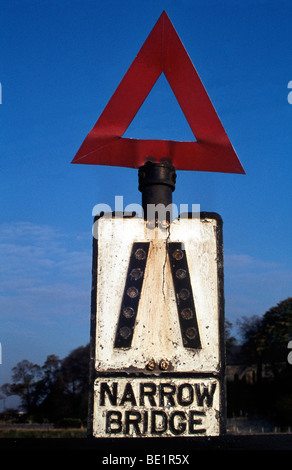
[274,394,292,425]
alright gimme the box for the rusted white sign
[89,213,225,437]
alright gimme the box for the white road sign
[89,213,225,437]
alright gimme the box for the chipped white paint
[94,216,221,374]
[91,215,224,437]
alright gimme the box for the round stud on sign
[172,249,184,261]
[127,286,139,298]
[146,360,156,371]
[159,359,170,371]
[178,288,190,300]
[135,248,147,260]
[175,268,187,279]
[181,308,193,320]
[123,307,135,318]
[130,268,143,280]
[186,327,197,340]
[119,327,132,339]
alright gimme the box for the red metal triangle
[72,11,245,174]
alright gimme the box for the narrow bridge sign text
[94,377,220,437]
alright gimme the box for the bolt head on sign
[90,214,225,437]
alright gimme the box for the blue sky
[0,0,291,408]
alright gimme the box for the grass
[0,428,87,438]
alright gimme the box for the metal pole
[138,161,176,222]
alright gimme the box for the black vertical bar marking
[114,242,150,348]
[167,242,201,349]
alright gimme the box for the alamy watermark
[288,81,292,105]
[92,196,200,240]
[0,342,2,365]
[0,82,2,104]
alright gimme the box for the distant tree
[237,298,292,380]
[61,345,89,396]
[35,355,66,422]
[260,297,292,377]
[9,360,42,413]
[0,383,11,411]
[41,355,62,394]
[3,344,90,423]
[225,320,237,353]
[0,382,12,399]
[36,345,90,422]
[59,345,90,420]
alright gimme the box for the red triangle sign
[72,11,245,174]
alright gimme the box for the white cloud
[224,253,282,270]
[0,221,92,323]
